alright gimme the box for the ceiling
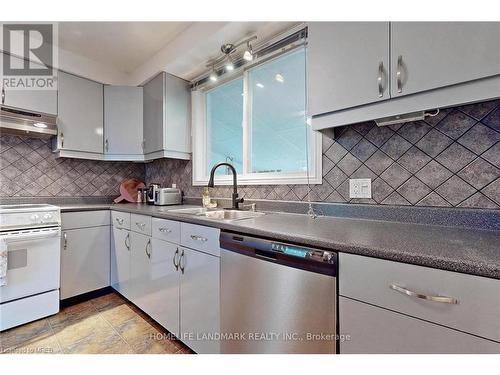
[58,22,192,74]
[56,22,299,84]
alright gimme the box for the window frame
[191,47,322,186]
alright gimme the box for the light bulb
[225,55,234,71]
[209,72,217,82]
[243,50,253,61]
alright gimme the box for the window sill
[192,173,322,186]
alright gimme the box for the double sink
[165,207,265,222]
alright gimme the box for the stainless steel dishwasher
[220,231,338,354]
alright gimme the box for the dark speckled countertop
[58,203,500,280]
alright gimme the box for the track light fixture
[225,55,234,71]
[209,64,218,82]
[243,41,254,61]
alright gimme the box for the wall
[0,135,145,199]
[146,98,500,209]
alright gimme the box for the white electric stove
[0,204,61,331]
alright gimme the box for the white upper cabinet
[143,72,191,160]
[307,22,390,116]
[390,22,500,97]
[55,71,104,158]
[0,52,57,115]
[104,86,144,159]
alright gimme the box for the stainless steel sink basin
[167,207,265,221]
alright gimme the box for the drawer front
[62,210,110,230]
[339,253,500,342]
[152,218,181,244]
[111,211,131,230]
[130,214,152,236]
[339,296,500,354]
[180,223,220,257]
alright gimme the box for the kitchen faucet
[207,162,244,210]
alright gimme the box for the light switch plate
[349,178,372,198]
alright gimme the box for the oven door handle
[1,228,61,243]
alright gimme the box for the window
[192,47,321,186]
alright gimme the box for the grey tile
[396,177,432,205]
[324,142,348,164]
[310,183,334,201]
[351,121,375,135]
[397,121,432,144]
[350,139,377,162]
[435,143,477,173]
[337,153,362,176]
[336,179,351,201]
[458,192,499,209]
[335,127,363,151]
[415,129,453,157]
[324,166,348,189]
[322,134,335,152]
[371,178,393,203]
[415,160,453,189]
[457,123,500,154]
[435,175,476,206]
[457,158,500,190]
[290,185,309,201]
[322,156,335,176]
[365,126,394,147]
[457,99,500,121]
[1,165,22,179]
[365,150,393,175]
[481,142,500,167]
[423,108,452,126]
[434,110,477,140]
[381,191,411,206]
[482,178,500,205]
[350,165,377,181]
[482,106,500,132]
[324,190,347,203]
[379,162,411,189]
[1,147,22,164]
[416,192,452,208]
[380,134,412,160]
[397,146,432,174]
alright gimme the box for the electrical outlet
[349,178,372,199]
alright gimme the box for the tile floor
[0,292,193,354]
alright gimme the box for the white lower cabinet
[179,246,220,354]
[110,226,132,299]
[129,232,152,313]
[61,225,110,299]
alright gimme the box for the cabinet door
[149,238,180,337]
[0,52,57,115]
[61,226,110,299]
[143,73,164,154]
[129,232,152,310]
[104,86,143,156]
[165,73,191,154]
[340,297,500,354]
[57,71,104,154]
[179,246,220,354]
[307,22,390,115]
[391,22,500,97]
[111,227,131,298]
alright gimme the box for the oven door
[0,227,61,304]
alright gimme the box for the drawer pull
[390,284,459,305]
[190,234,207,242]
[135,222,146,230]
[115,217,124,225]
[159,227,172,233]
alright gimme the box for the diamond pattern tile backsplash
[147,98,500,209]
[0,135,145,198]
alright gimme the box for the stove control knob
[43,213,53,221]
[30,214,40,223]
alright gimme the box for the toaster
[154,188,182,206]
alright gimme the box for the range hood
[0,105,57,138]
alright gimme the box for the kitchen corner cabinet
[54,71,104,159]
[0,52,58,115]
[60,211,111,300]
[110,226,132,299]
[104,86,144,160]
[143,72,191,161]
[307,22,390,115]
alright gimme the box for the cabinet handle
[377,62,386,98]
[159,227,172,233]
[105,139,109,152]
[396,55,404,93]
[1,86,5,104]
[173,248,179,271]
[60,132,64,148]
[115,217,124,225]
[190,234,207,242]
[124,232,130,251]
[63,232,67,250]
[145,239,151,259]
[389,284,459,305]
[135,222,146,230]
[179,249,185,274]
